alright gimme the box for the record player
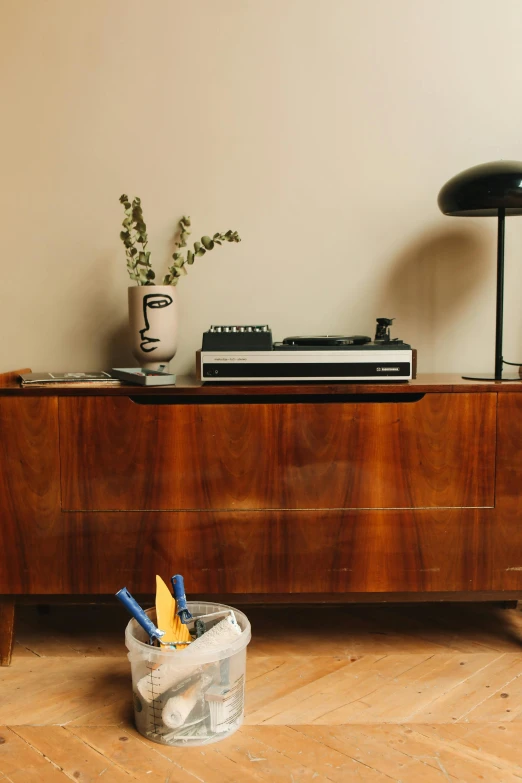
[197,318,416,382]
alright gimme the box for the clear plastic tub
[125,601,251,746]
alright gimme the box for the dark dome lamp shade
[438,161,522,381]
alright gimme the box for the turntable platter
[282,335,372,346]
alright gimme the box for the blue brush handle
[115,587,165,642]
[171,574,193,623]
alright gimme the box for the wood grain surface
[1,373,522,613]
[0,507,503,595]
[0,600,14,666]
[85,507,495,594]
[0,397,61,594]
[2,371,522,395]
[59,393,496,511]
[491,392,522,591]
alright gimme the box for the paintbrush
[115,587,165,645]
[171,574,193,624]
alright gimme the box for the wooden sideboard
[2,368,522,664]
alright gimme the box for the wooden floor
[2,603,522,781]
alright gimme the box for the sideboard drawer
[59,393,495,511]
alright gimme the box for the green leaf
[195,247,206,257]
[186,250,194,265]
[201,236,214,250]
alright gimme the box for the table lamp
[438,160,522,381]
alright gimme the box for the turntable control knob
[231,326,237,332]
[247,326,252,332]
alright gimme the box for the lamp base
[462,373,521,381]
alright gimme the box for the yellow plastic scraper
[155,575,191,647]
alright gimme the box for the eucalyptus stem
[119,195,241,286]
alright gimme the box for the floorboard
[1,603,522,781]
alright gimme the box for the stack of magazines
[20,370,176,387]
[19,372,121,386]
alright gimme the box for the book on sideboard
[19,372,121,386]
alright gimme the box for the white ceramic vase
[128,285,178,370]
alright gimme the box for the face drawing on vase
[139,293,173,353]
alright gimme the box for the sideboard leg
[0,599,15,666]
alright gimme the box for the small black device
[202,325,273,351]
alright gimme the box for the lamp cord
[503,360,522,367]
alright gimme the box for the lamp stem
[494,207,506,380]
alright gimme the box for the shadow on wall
[103,319,135,369]
[53,253,136,371]
[376,226,491,368]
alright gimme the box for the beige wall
[2,0,522,376]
